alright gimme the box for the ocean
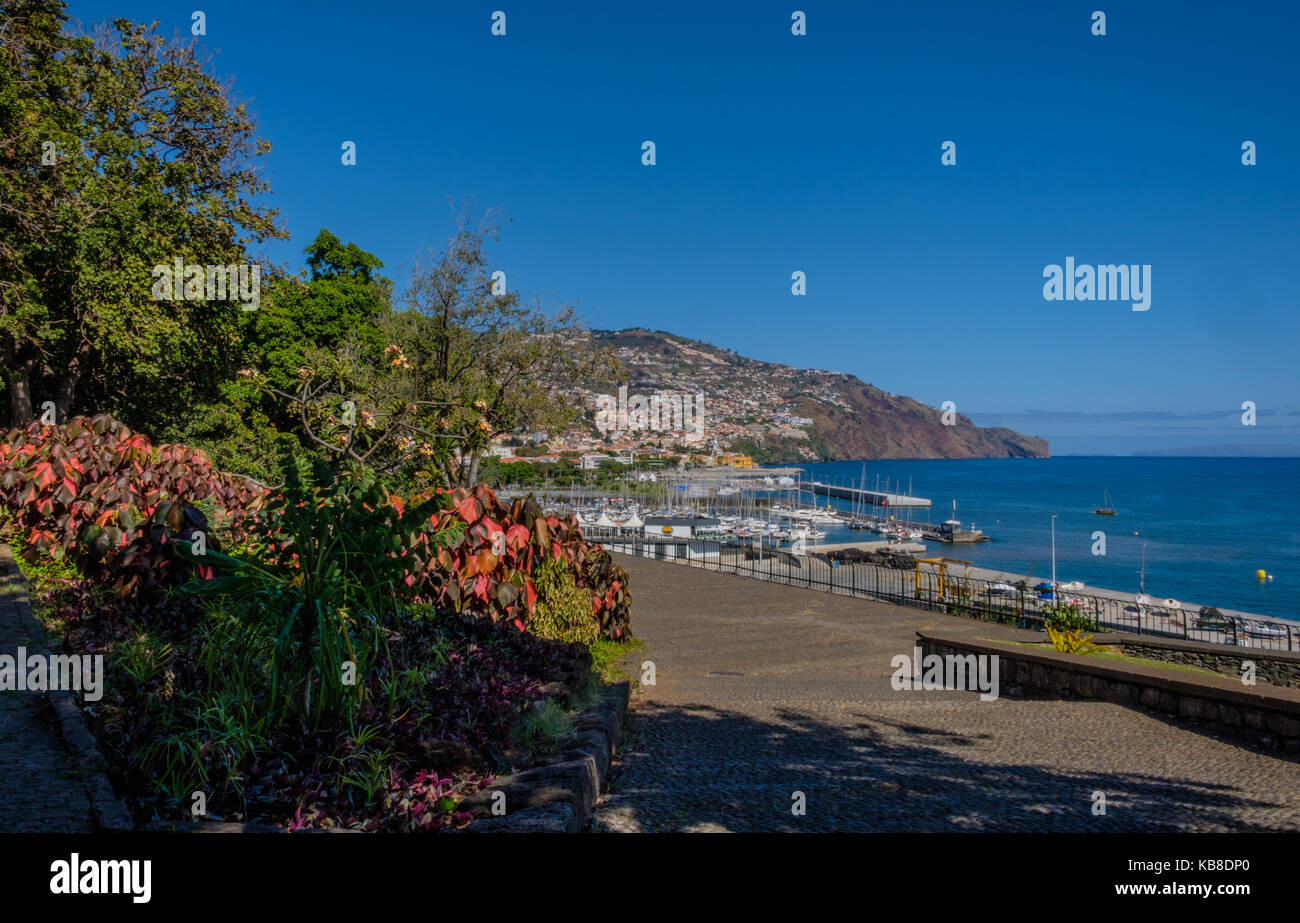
[789,457,1299,621]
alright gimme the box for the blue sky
[66,0,1300,455]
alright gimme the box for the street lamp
[1050,514,1058,604]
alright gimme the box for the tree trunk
[7,374,33,427]
[466,450,481,487]
[2,342,35,426]
[54,367,79,423]
[53,339,91,424]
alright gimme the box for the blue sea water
[790,458,1300,621]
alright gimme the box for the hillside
[574,328,1048,462]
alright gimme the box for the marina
[520,465,989,554]
[549,500,1294,640]
[512,454,1296,632]
[512,459,988,555]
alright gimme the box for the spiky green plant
[180,453,458,726]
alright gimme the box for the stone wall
[1095,633,1300,689]
[453,680,630,832]
[917,631,1300,756]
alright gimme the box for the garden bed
[19,548,626,830]
[2,416,636,832]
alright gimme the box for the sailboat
[1094,486,1116,516]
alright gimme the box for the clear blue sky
[67,0,1300,455]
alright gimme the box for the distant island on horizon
[1130,444,1300,458]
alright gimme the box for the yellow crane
[914,556,973,601]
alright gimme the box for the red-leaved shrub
[0,414,265,564]
[2,415,630,639]
[404,485,631,641]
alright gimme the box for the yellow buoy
[1257,569,1267,581]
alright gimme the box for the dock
[814,540,928,555]
[921,525,989,544]
[806,480,931,508]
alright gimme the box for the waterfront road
[595,554,1300,832]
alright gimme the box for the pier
[815,539,928,555]
[806,480,931,508]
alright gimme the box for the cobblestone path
[0,549,97,832]
[595,555,1300,832]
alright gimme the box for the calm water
[790,458,1299,621]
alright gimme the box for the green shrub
[1041,601,1097,633]
[182,454,458,726]
[529,553,600,645]
[1045,626,1111,655]
[133,690,271,810]
[114,629,176,686]
[510,699,574,756]
[589,636,645,685]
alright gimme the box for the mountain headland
[566,329,1048,463]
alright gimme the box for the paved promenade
[595,555,1300,832]
[0,550,97,832]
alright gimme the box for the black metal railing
[601,537,1298,653]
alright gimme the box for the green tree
[249,231,389,397]
[387,211,619,485]
[0,2,284,428]
[173,231,390,482]
[262,210,619,488]
[498,460,541,486]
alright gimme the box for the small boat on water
[1095,486,1116,516]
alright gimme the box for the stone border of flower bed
[141,819,359,832]
[0,544,135,832]
[917,629,1300,755]
[451,679,631,833]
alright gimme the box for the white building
[643,517,720,539]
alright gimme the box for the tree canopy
[0,0,284,429]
